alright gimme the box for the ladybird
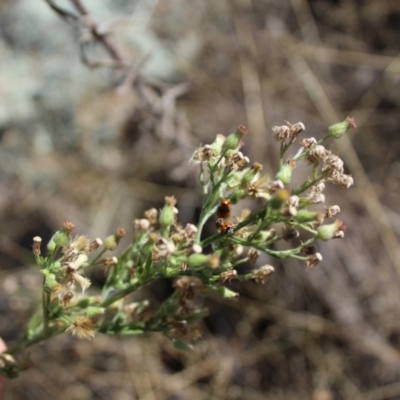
[216,218,234,235]
[217,198,231,219]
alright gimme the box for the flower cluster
[1,117,355,378]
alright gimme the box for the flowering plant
[0,117,355,378]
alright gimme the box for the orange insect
[216,218,234,235]
[217,198,231,219]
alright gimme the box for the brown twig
[45,0,125,69]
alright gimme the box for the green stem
[42,282,50,335]
[7,325,65,356]
[292,171,329,195]
[88,248,107,266]
[101,278,141,308]
[195,168,231,243]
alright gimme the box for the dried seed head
[335,174,354,189]
[184,224,198,240]
[103,256,118,275]
[72,272,91,294]
[67,253,88,271]
[32,236,42,256]
[272,125,291,142]
[323,152,344,174]
[305,253,323,269]
[325,205,340,218]
[71,236,90,252]
[228,151,250,170]
[307,192,326,204]
[333,230,345,239]
[144,208,158,225]
[219,270,237,283]
[247,248,260,265]
[306,145,327,164]
[313,181,326,194]
[89,238,102,251]
[268,180,284,192]
[189,144,215,165]
[301,137,317,149]
[134,218,151,232]
[67,316,96,340]
[289,122,305,138]
[253,265,275,284]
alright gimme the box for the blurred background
[1,0,400,399]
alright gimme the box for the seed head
[32,236,42,256]
[67,316,96,340]
[253,265,275,284]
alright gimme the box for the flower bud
[211,133,226,154]
[53,230,69,248]
[275,160,296,185]
[104,228,125,251]
[242,162,263,184]
[317,219,346,241]
[295,209,323,224]
[104,235,118,251]
[328,116,356,139]
[222,125,248,152]
[42,271,58,292]
[159,196,177,228]
[47,238,56,253]
[187,254,209,268]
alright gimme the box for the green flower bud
[317,219,346,241]
[275,160,296,185]
[47,238,57,253]
[53,230,69,247]
[211,133,226,155]
[295,209,323,223]
[104,227,126,251]
[188,254,209,268]
[328,116,356,139]
[223,125,248,152]
[242,162,263,184]
[159,196,177,228]
[104,235,118,251]
[41,270,58,292]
